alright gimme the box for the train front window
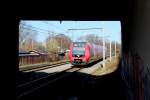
[72,47,85,55]
[73,42,86,47]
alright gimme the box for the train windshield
[72,42,86,55]
[73,42,86,47]
[72,47,85,55]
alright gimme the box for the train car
[69,42,107,65]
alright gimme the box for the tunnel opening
[16,1,150,99]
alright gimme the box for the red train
[69,42,107,65]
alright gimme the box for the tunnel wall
[121,0,150,100]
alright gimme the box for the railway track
[16,58,104,99]
[16,66,83,99]
[20,60,70,72]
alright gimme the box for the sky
[20,21,121,44]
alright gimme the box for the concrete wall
[121,0,150,100]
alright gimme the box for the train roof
[19,53,40,56]
[19,49,29,54]
[19,49,48,57]
[73,42,87,44]
[72,42,103,46]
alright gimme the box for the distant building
[29,49,48,55]
[19,49,48,65]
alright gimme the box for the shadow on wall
[121,52,150,100]
[16,60,127,100]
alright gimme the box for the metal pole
[72,31,74,42]
[71,30,73,42]
[115,40,116,57]
[52,33,53,50]
[61,36,62,52]
[32,39,33,50]
[45,40,47,51]
[114,40,116,57]
[102,22,105,67]
[46,33,48,52]
[110,40,111,61]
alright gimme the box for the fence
[19,52,70,66]
[19,54,49,65]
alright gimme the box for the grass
[92,56,120,76]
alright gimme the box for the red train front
[69,42,104,65]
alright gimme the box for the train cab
[69,42,88,65]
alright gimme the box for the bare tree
[34,41,46,51]
[19,21,37,51]
[54,34,72,52]
[78,34,103,45]
[46,34,59,53]
[110,41,121,55]
[45,33,72,53]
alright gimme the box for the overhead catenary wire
[42,21,66,33]
[67,28,104,42]
[68,28,103,30]
[20,22,67,53]
[20,23,63,39]
[20,23,65,45]
[20,26,51,34]
[19,23,56,49]
[20,23,55,34]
